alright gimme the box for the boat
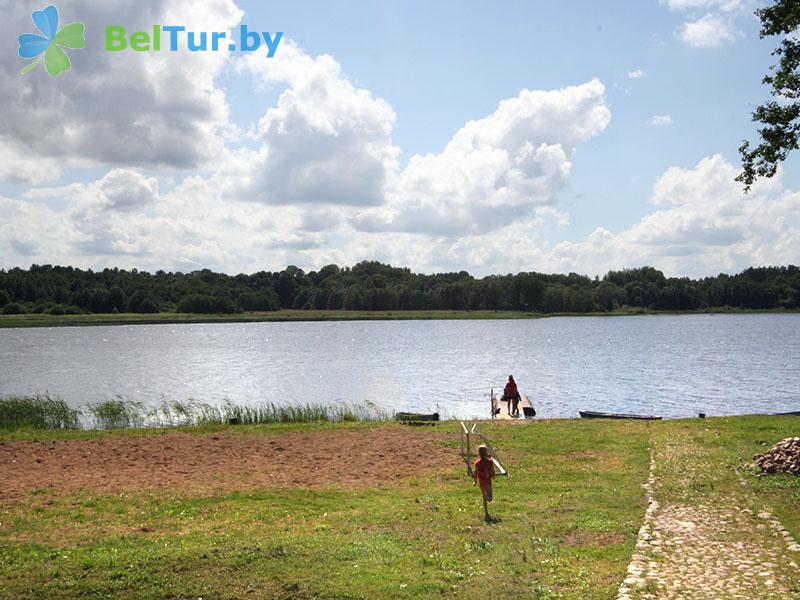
[579,410,662,420]
[395,412,439,422]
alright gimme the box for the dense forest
[0,263,798,315]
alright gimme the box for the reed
[88,398,145,429]
[0,393,80,429]
[0,395,390,430]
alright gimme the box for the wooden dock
[491,392,535,420]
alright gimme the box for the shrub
[237,290,280,311]
[47,304,66,315]
[32,301,53,314]
[2,302,26,315]
[177,294,239,314]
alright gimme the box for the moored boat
[396,412,439,422]
[579,410,662,420]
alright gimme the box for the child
[473,444,495,522]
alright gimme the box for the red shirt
[474,456,494,485]
[504,380,518,397]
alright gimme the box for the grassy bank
[0,307,797,328]
[1,416,797,598]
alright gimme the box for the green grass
[1,396,390,431]
[0,307,796,328]
[0,309,545,328]
[0,417,798,598]
[650,416,800,539]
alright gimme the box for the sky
[0,0,798,278]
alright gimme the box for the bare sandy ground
[0,426,458,501]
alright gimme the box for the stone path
[617,451,800,599]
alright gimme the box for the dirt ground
[0,426,458,501]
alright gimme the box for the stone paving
[617,453,800,600]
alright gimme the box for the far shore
[0,307,797,329]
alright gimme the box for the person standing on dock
[503,375,520,416]
[473,444,495,522]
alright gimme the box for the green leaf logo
[18,5,85,77]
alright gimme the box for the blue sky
[235,0,787,235]
[0,0,798,276]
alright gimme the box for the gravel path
[617,450,800,599]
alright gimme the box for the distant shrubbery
[177,294,238,314]
[0,262,798,315]
[2,302,26,315]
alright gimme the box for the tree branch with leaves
[738,0,800,192]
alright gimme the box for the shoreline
[0,307,797,329]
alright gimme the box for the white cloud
[353,79,611,236]
[2,155,798,278]
[549,155,799,277]
[0,141,63,186]
[227,41,399,206]
[663,0,752,49]
[678,14,738,47]
[664,0,747,11]
[628,69,646,79]
[0,0,241,181]
[226,47,611,238]
[1,16,795,281]
[649,114,674,126]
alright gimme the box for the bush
[32,301,53,314]
[47,304,66,315]
[237,290,280,312]
[2,302,26,315]
[64,305,84,315]
[177,294,239,314]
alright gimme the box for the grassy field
[0,307,796,329]
[1,416,798,599]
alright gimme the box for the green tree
[738,0,800,191]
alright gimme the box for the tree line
[0,262,798,315]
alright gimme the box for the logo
[104,26,282,56]
[18,5,85,77]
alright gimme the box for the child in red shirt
[473,444,495,522]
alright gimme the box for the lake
[0,314,798,420]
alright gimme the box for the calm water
[0,314,798,419]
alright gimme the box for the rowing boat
[396,412,439,422]
[578,410,662,420]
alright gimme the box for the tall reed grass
[0,393,80,429]
[0,395,389,430]
[89,398,146,429]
